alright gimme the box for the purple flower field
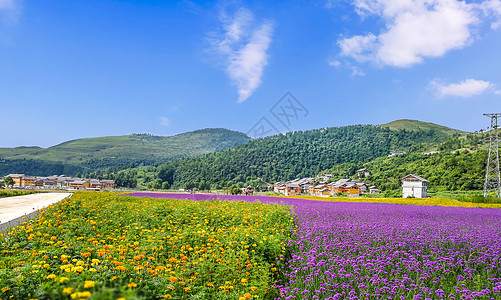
[126,193,501,300]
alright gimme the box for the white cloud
[481,0,501,29]
[208,8,273,103]
[160,117,170,127]
[495,90,501,95]
[432,78,493,98]
[0,0,21,24]
[328,60,341,67]
[338,0,482,67]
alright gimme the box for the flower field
[127,193,501,300]
[0,192,293,299]
[2,192,501,300]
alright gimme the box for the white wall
[402,181,427,198]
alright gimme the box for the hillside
[320,132,487,196]
[100,123,457,189]
[380,119,466,138]
[0,129,251,176]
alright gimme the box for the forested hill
[102,124,456,189]
[0,129,251,176]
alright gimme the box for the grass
[0,190,36,198]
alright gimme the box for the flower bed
[0,192,293,299]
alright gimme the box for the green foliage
[380,119,465,138]
[2,176,14,187]
[458,193,501,204]
[0,190,35,198]
[0,129,250,176]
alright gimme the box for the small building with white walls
[402,174,428,198]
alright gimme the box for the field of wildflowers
[2,191,501,300]
[128,193,501,300]
[0,192,293,299]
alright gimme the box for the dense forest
[96,125,458,190]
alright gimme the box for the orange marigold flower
[127,282,137,288]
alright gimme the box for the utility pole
[483,113,501,198]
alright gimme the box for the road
[0,192,72,225]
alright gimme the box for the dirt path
[0,192,72,225]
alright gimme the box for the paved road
[0,192,72,224]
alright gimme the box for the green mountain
[0,129,251,176]
[102,122,461,189]
[380,119,467,138]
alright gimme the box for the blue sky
[1,0,501,147]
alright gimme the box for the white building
[402,174,428,198]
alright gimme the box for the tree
[3,176,14,188]
[162,181,170,190]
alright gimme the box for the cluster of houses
[273,168,379,197]
[274,168,430,198]
[1,174,115,191]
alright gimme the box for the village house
[275,176,376,197]
[274,182,286,194]
[402,174,428,198]
[2,174,115,190]
[369,186,379,194]
[21,176,36,186]
[285,183,301,196]
[70,180,91,190]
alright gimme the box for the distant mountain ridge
[0,119,465,178]
[0,128,251,176]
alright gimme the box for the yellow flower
[169,276,177,283]
[46,274,56,279]
[70,291,91,299]
[250,286,258,291]
[244,293,252,299]
[164,294,172,299]
[241,278,247,284]
[127,282,137,288]
[116,298,126,300]
[63,287,74,294]
[59,277,69,283]
[84,280,95,288]
[1,287,10,292]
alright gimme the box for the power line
[483,113,501,198]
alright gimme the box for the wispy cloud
[336,0,501,68]
[208,8,273,103]
[431,78,494,98]
[160,117,170,127]
[0,0,21,24]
